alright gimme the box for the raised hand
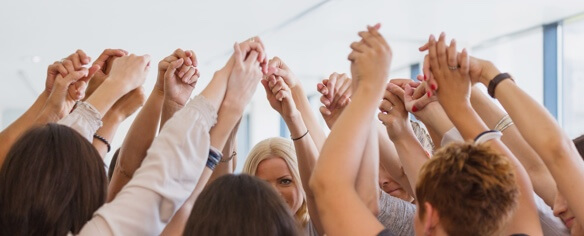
[348,24,392,88]
[262,75,298,119]
[43,66,90,119]
[157,49,197,94]
[164,58,199,107]
[317,73,353,128]
[84,49,128,99]
[423,33,472,109]
[378,85,411,140]
[223,43,263,112]
[265,57,298,89]
[388,78,437,114]
[107,54,151,95]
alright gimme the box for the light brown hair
[415,142,518,236]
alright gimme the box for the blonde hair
[242,137,309,226]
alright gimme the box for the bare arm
[266,57,327,150]
[470,86,557,206]
[423,34,542,235]
[263,75,325,234]
[309,24,391,236]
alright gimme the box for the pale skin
[161,38,267,236]
[318,73,414,201]
[108,49,197,202]
[310,23,391,236]
[420,32,542,235]
[262,74,325,234]
[0,49,101,165]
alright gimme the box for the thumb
[165,58,184,78]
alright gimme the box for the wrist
[163,97,185,112]
[479,62,501,86]
[102,109,126,125]
[283,110,302,125]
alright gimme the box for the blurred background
[1,0,583,170]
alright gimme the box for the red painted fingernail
[412,106,418,112]
[430,84,437,90]
[427,91,431,97]
[424,75,427,81]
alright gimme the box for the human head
[184,174,300,236]
[552,135,584,235]
[415,142,518,236]
[242,137,308,226]
[379,165,413,202]
[553,191,583,235]
[0,123,107,235]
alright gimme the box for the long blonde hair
[242,137,309,226]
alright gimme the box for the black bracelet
[487,73,513,98]
[93,134,111,153]
[291,130,309,141]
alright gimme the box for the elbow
[546,136,578,163]
[308,173,326,198]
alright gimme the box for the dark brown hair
[184,174,300,236]
[0,123,107,235]
[108,148,121,181]
[416,142,518,236]
[573,135,584,160]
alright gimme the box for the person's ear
[423,202,440,236]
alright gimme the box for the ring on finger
[448,65,459,70]
[248,37,256,42]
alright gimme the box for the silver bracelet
[494,114,514,132]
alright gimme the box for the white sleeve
[58,101,103,141]
[77,95,217,236]
[440,127,464,147]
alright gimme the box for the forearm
[355,122,380,215]
[311,84,384,193]
[160,98,182,130]
[209,103,241,153]
[415,103,453,139]
[291,85,326,150]
[107,90,163,201]
[471,86,556,205]
[207,122,239,185]
[0,92,49,163]
[392,129,430,198]
[493,80,576,165]
[86,80,129,117]
[377,123,414,197]
[93,113,123,158]
[161,167,213,236]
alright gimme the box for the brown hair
[108,148,121,181]
[0,123,107,235]
[415,142,518,236]
[573,135,584,160]
[184,174,300,236]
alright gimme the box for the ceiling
[1,0,584,112]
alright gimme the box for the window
[562,15,584,138]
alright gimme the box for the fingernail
[427,91,431,97]
[430,84,437,90]
[412,106,418,112]
[424,75,427,81]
